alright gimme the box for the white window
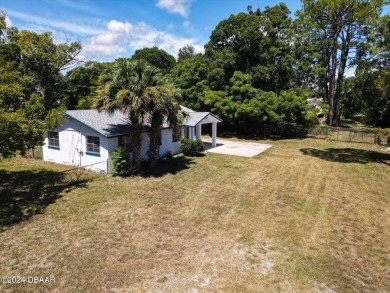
[86,136,100,155]
[48,131,60,149]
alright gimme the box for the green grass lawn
[339,118,376,130]
[1,138,389,292]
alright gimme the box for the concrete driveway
[203,138,272,157]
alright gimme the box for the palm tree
[95,59,162,168]
[143,84,182,169]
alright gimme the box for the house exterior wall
[139,128,182,160]
[159,128,182,157]
[43,119,109,173]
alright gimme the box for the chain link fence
[307,125,390,146]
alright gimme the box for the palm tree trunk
[148,126,159,169]
[130,116,142,168]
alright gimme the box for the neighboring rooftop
[307,98,324,108]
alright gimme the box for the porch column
[196,124,202,140]
[212,122,217,147]
[181,126,185,138]
[189,127,195,140]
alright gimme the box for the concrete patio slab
[203,138,272,157]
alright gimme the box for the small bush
[163,150,173,159]
[180,138,204,156]
[111,147,138,176]
[309,123,329,138]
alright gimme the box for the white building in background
[42,106,222,173]
[307,98,327,123]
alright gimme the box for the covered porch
[180,107,222,147]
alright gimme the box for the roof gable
[180,105,222,127]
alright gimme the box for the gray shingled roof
[65,106,222,137]
[182,112,210,126]
[65,110,132,137]
[180,106,222,127]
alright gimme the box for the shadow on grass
[141,155,197,178]
[300,148,390,164]
[0,168,90,231]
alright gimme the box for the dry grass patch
[0,138,389,292]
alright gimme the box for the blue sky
[1,0,388,63]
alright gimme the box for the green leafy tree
[300,0,387,126]
[203,89,236,129]
[169,54,209,110]
[205,4,296,92]
[338,14,390,127]
[64,61,110,109]
[0,112,26,158]
[342,69,390,127]
[0,10,6,42]
[203,70,315,134]
[0,12,82,157]
[178,44,195,62]
[131,46,176,74]
[16,30,81,108]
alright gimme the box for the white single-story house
[42,106,222,173]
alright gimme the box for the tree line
[1,0,389,159]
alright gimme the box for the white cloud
[156,0,193,17]
[5,15,12,27]
[3,9,203,61]
[6,9,103,35]
[82,19,204,59]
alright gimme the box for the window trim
[48,131,60,150]
[86,136,100,156]
[85,151,101,157]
